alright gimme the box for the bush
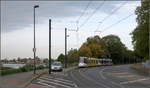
[36,65,45,70]
[1,69,22,76]
[0,64,46,76]
[20,67,28,72]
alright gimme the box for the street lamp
[33,5,39,74]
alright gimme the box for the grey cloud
[1,1,84,33]
[1,1,135,33]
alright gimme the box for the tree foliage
[78,35,109,58]
[57,53,65,64]
[78,44,92,57]
[102,35,127,64]
[68,49,79,64]
[131,0,149,60]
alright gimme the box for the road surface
[27,65,150,88]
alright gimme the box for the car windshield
[52,62,62,66]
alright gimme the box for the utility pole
[65,28,68,68]
[49,19,51,74]
[33,5,39,75]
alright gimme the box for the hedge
[0,65,46,76]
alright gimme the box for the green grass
[0,65,47,76]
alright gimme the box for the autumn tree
[78,44,92,57]
[88,43,105,58]
[85,35,110,58]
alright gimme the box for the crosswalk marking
[52,72,68,76]
[40,76,73,83]
[37,81,56,88]
[38,79,73,88]
[54,78,73,83]
[39,77,75,86]
[32,73,78,88]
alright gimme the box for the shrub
[1,69,22,76]
[37,65,45,70]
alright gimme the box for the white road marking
[37,81,56,88]
[55,78,73,83]
[79,69,111,88]
[40,76,73,83]
[70,70,79,88]
[40,77,75,86]
[52,72,68,76]
[99,68,125,88]
[111,72,130,75]
[120,78,150,84]
[38,79,73,88]
[99,68,107,80]
[117,75,137,78]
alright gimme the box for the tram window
[84,59,88,63]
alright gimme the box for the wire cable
[95,1,128,32]
[76,0,92,23]
[101,13,134,33]
[79,1,105,29]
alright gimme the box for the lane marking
[99,67,125,88]
[70,70,79,88]
[111,72,130,75]
[120,78,150,85]
[40,77,75,86]
[37,81,56,88]
[79,68,111,88]
[117,75,138,78]
[99,68,107,80]
[39,79,72,88]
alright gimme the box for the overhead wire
[94,1,128,32]
[101,13,134,33]
[79,1,105,29]
[76,0,92,23]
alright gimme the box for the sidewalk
[0,69,48,88]
[0,67,77,88]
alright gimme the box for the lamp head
[34,5,39,8]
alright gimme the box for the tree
[131,0,149,61]
[88,43,105,58]
[85,35,110,58]
[43,58,48,64]
[102,35,127,64]
[78,44,92,57]
[17,57,21,62]
[57,53,65,64]
[68,49,79,64]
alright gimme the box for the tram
[78,57,113,68]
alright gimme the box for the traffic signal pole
[49,19,51,74]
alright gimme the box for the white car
[51,62,63,71]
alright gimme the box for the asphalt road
[27,65,150,88]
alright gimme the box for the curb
[23,71,48,88]
[24,66,77,88]
[131,64,149,74]
[63,66,78,73]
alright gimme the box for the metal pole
[33,7,36,74]
[33,5,39,75]
[49,19,51,74]
[65,28,67,68]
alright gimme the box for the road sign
[33,48,36,52]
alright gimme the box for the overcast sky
[1,1,141,60]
